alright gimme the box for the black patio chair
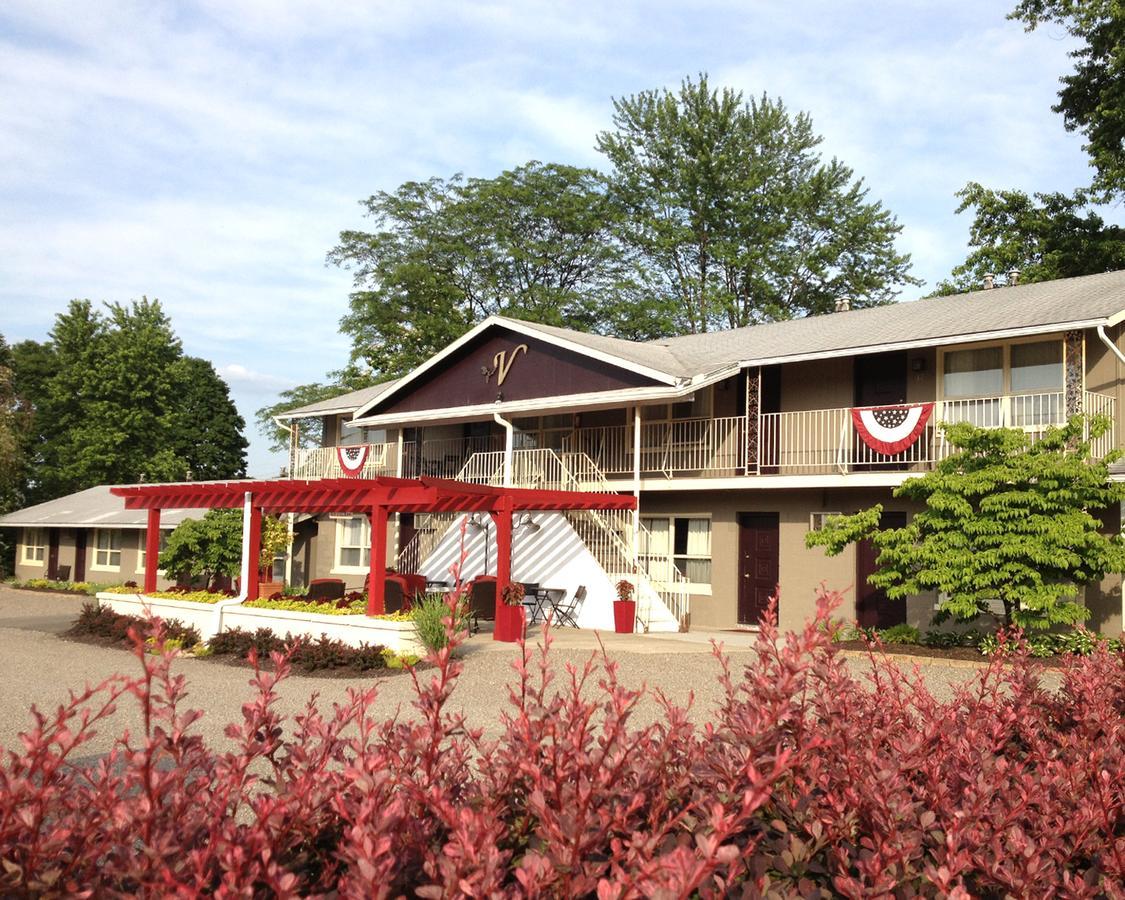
[550,585,584,628]
[55,565,70,582]
[383,577,406,615]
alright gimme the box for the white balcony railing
[290,442,399,479]
[291,390,1116,482]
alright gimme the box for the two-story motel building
[263,271,1125,635]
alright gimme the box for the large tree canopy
[596,75,918,332]
[1012,0,1125,200]
[934,182,1125,294]
[329,161,662,379]
[807,417,1125,630]
[13,299,247,503]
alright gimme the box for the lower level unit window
[640,516,712,587]
[23,528,46,564]
[337,516,371,569]
[94,530,122,570]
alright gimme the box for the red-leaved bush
[1,589,1122,896]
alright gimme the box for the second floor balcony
[291,389,1116,484]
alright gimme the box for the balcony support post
[632,405,641,564]
[143,508,161,594]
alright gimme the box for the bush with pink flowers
[1,589,1122,896]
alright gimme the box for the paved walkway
[0,585,1018,759]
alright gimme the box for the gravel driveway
[0,584,1017,759]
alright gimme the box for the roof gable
[354,319,674,419]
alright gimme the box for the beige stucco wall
[639,488,934,633]
[13,527,176,589]
[310,514,400,592]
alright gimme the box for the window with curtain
[93,530,122,569]
[136,532,168,573]
[942,346,1003,398]
[1010,341,1063,393]
[22,528,45,564]
[639,516,712,586]
[673,517,712,584]
[336,516,371,569]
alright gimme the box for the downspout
[1095,325,1125,629]
[212,491,252,636]
[493,411,514,487]
[273,415,298,586]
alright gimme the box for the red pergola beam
[112,477,636,611]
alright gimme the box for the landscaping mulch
[834,640,1069,668]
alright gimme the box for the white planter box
[222,605,423,655]
[96,592,423,655]
[96,592,222,640]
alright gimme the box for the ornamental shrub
[412,591,471,654]
[878,623,921,644]
[66,601,200,649]
[5,590,1124,895]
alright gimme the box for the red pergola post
[367,504,388,615]
[490,497,514,601]
[246,505,262,600]
[143,508,161,594]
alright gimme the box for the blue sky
[0,1,1105,477]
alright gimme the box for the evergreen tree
[807,417,1125,630]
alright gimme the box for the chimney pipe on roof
[835,297,851,312]
[1008,269,1020,286]
[982,273,995,290]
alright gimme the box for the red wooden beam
[367,505,388,615]
[144,508,160,594]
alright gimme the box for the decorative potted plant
[495,582,527,642]
[257,516,292,599]
[614,579,636,634]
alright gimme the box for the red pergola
[111,476,636,616]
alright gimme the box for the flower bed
[222,603,423,655]
[6,577,105,596]
[242,592,412,620]
[102,583,231,604]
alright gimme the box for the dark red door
[398,513,417,569]
[74,530,87,582]
[47,530,60,579]
[738,512,779,625]
[855,511,907,628]
[853,351,909,471]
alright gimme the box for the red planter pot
[494,604,526,642]
[613,600,636,634]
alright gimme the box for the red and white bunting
[850,402,934,455]
[336,445,369,478]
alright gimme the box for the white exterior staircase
[396,448,688,632]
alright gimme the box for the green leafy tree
[329,161,663,379]
[0,335,29,576]
[1012,0,1125,199]
[596,74,918,332]
[166,356,248,480]
[12,299,247,503]
[255,381,354,455]
[934,183,1125,294]
[158,509,243,589]
[807,417,1125,630]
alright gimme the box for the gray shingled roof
[305,270,1125,414]
[0,486,197,530]
[276,379,401,419]
[513,270,1125,379]
[656,269,1125,375]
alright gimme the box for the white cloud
[0,0,1108,475]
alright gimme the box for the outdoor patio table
[537,588,575,627]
